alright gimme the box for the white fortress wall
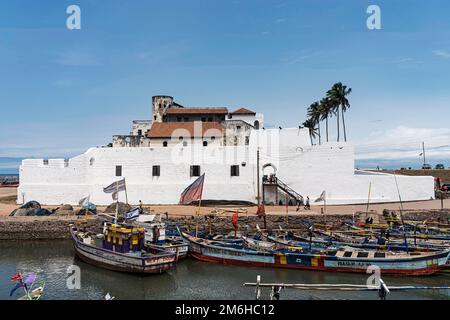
[258,128,434,205]
[18,145,257,205]
[17,127,435,206]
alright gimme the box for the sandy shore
[1,186,450,217]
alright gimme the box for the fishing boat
[10,273,44,300]
[182,231,450,276]
[70,221,178,274]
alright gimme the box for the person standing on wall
[304,196,311,210]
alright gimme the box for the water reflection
[0,240,448,300]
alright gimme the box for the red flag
[179,174,205,205]
[10,273,22,281]
[232,212,239,229]
[232,212,238,238]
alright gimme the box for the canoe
[70,224,177,274]
[182,232,450,276]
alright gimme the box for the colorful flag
[179,174,205,205]
[9,273,26,297]
[125,207,140,221]
[315,190,326,203]
[232,212,239,238]
[103,178,126,200]
[231,212,239,229]
[24,273,36,285]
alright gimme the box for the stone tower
[152,95,174,123]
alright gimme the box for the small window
[208,117,213,122]
[245,136,250,145]
[179,136,184,141]
[237,126,241,130]
[184,117,189,121]
[211,136,216,141]
[116,165,122,177]
[183,141,188,147]
[89,158,95,166]
[190,165,201,177]
[374,252,386,258]
[43,159,49,165]
[177,117,182,122]
[137,129,142,136]
[203,141,208,147]
[64,159,69,167]
[152,165,160,177]
[357,252,369,258]
[228,114,232,119]
[163,141,168,147]
[231,165,240,177]
[343,251,353,258]
[201,117,206,122]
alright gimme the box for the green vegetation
[304,82,352,144]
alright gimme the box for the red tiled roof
[147,122,223,139]
[165,107,228,115]
[230,108,256,115]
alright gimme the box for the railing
[263,176,303,202]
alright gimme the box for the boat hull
[71,228,176,274]
[186,236,449,276]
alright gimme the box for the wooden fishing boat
[313,229,450,251]
[70,222,178,274]
[182,232,450,276]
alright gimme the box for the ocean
[0,157,22,175]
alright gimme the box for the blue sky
[1,0,450,171]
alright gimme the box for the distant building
[18,95,434,206]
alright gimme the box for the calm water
[0,240,449,300]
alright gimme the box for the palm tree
[307,101,321,145]
[319,97,333,142]
[327,82,352,142]
[302,118,318,145]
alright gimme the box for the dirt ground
[1,186,450,217]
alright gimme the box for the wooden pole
[257,149,260,205]
[285,194,289,226]
[115,182,119,224]
[366,182,372,213]
[124,178,129,205]
[195,176,204,237]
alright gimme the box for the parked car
[422,164,432,170]
[435,164,445,170]
[441,183,450,192]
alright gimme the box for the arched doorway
[261,163,278,204]
[254,120,260,130]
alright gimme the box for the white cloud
[354,126,450,160]
[274,18,286,24]
[433,50,450,59]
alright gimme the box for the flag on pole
[9,273,26,297]
[315,190,326,203]
[179,174,205,205]
[125,207,140,221]
[103,178,126,200]
[231,212,239,229]
[232,212,239,238]
[78,195,90,208]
